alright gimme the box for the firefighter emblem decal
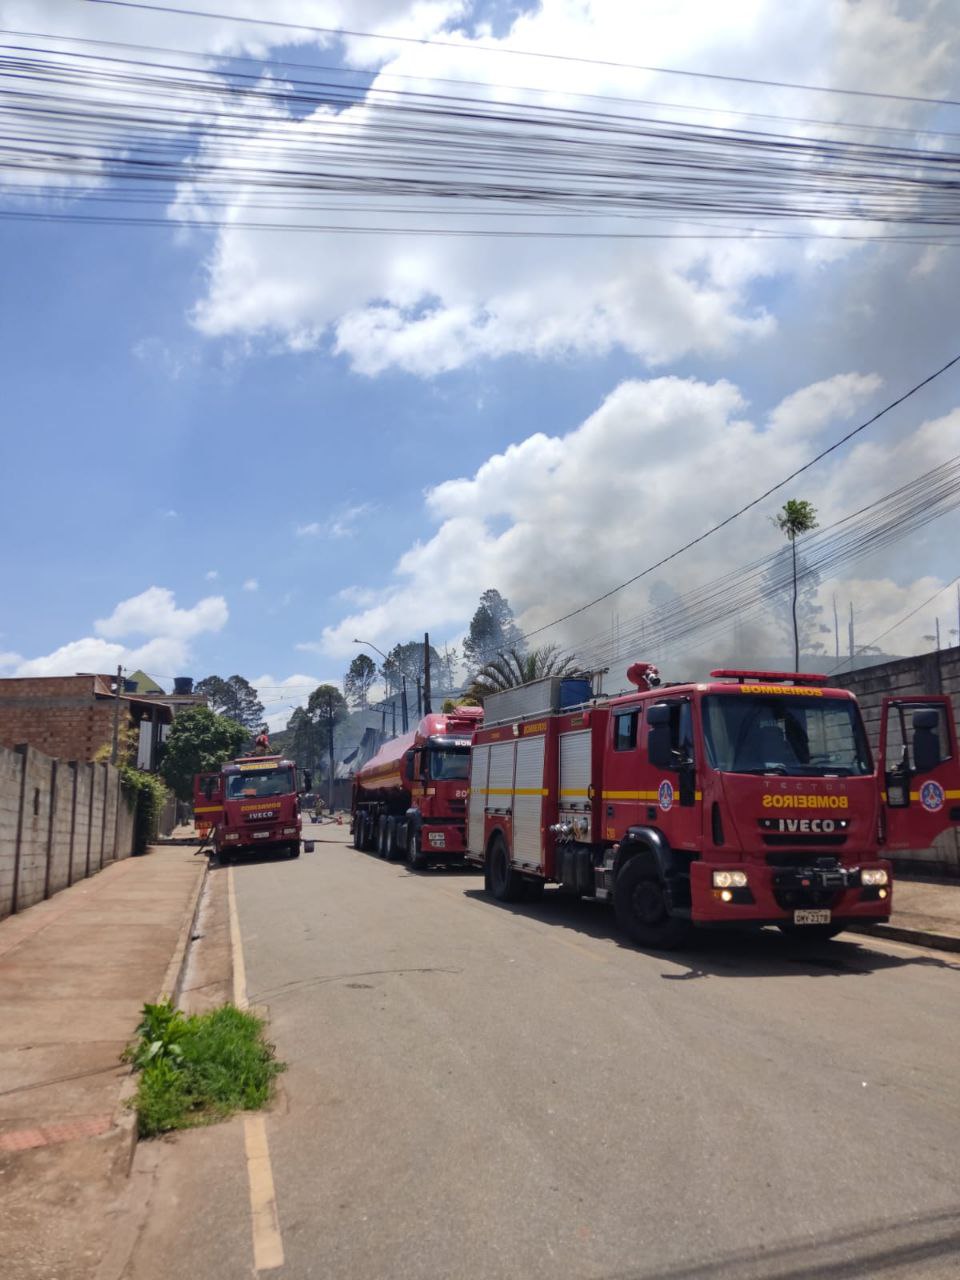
[658,780,674,812]
[920,780,945,813]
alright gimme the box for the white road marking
[228,867,285,1272]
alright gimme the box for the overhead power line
[517,351,960,645]
[828,575,960,676]
[5,40,960,239]
[84,0,960,111]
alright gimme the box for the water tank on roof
[174,677,194,695]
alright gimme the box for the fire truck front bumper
[690,859,893,927]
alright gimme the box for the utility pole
[936,616,941,650]
[848,602,855,662]
[391,700,397,737]
[110,664,123,765]
[832,594,839,661]
[423,631,432,715]
[401,676,409,733]
[416,677,422,719]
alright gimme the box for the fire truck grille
[762,834,847,848]
[447,800,466,813]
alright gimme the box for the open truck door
[192,771,224,840]
[879,695,960,851]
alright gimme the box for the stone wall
[834,646,960,877]
[0,743,138,920]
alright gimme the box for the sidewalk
[848,877,960,952]
[0,845,206,1280]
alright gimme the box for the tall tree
[159,706,247,802]
[306,684,350,806]
[462,589,524,673]
[195,674,265,732]
[772,499,819,671]
[286,706,323,778]
[344,653,377,710]
[380,641,441,697]
[468,646,584,700]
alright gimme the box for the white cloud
[95,587,228,641]
[296,503,375,539]
[12,588,228,678]
[205,569,219,581]
[0,650,22,674]
[242,578,259,592]
[162,509,179,520]
[313,371,960,663]
[180,0,953,376]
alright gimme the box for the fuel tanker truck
[351,706,483,869]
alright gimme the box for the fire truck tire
[777,923,844,943]
[288,843,301,859]
[407,832,427,870]
[614,859,689,950]
[488,835,524,903]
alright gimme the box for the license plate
[794,908,831,925]
[253,830,271,839]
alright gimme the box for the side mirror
[404,749,417,781]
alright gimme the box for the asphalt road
[126,822,960,1280]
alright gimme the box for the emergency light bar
[710,669,830,685]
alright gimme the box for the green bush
[127,1001,284,1137]
[119,766,169,853]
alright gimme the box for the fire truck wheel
[407,832,427,870]
[488,835,524,903]
[288,843,301,859]
[777,923,844,943]
[614,858,689,950]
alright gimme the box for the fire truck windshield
[427,746,470,781]
[702,695,872,777]
[226,768,294,799]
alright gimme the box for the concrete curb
[108,852,210,1179]
[845,921,960,953]
[159,852,210,1004]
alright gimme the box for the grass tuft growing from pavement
[126,1000,284,1138]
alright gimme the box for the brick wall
[0,743,139,921]
[834,646,960,877]
[0,676,129,762]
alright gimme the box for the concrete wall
[835,646,960,877]
[0,743,139,921]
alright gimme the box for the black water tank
[173,677,194,695]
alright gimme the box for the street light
[352,637,389,662]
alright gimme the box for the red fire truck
[193,754,313,862]
[352,707,483,868]
[465,665,960,947]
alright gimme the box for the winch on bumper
[690,857,892,925]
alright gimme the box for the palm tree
[468,645,584,700]
[774,499,819,672]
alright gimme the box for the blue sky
[2,1,960,726]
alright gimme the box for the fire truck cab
[466,667,960,948]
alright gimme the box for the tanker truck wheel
[488,834,523,903]
[377,815,389,859]
[407,831,427,871]
[351,816,364,851]
[384,818,400,862]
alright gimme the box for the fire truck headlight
[861,869,889,886]
[713,870,748,889]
